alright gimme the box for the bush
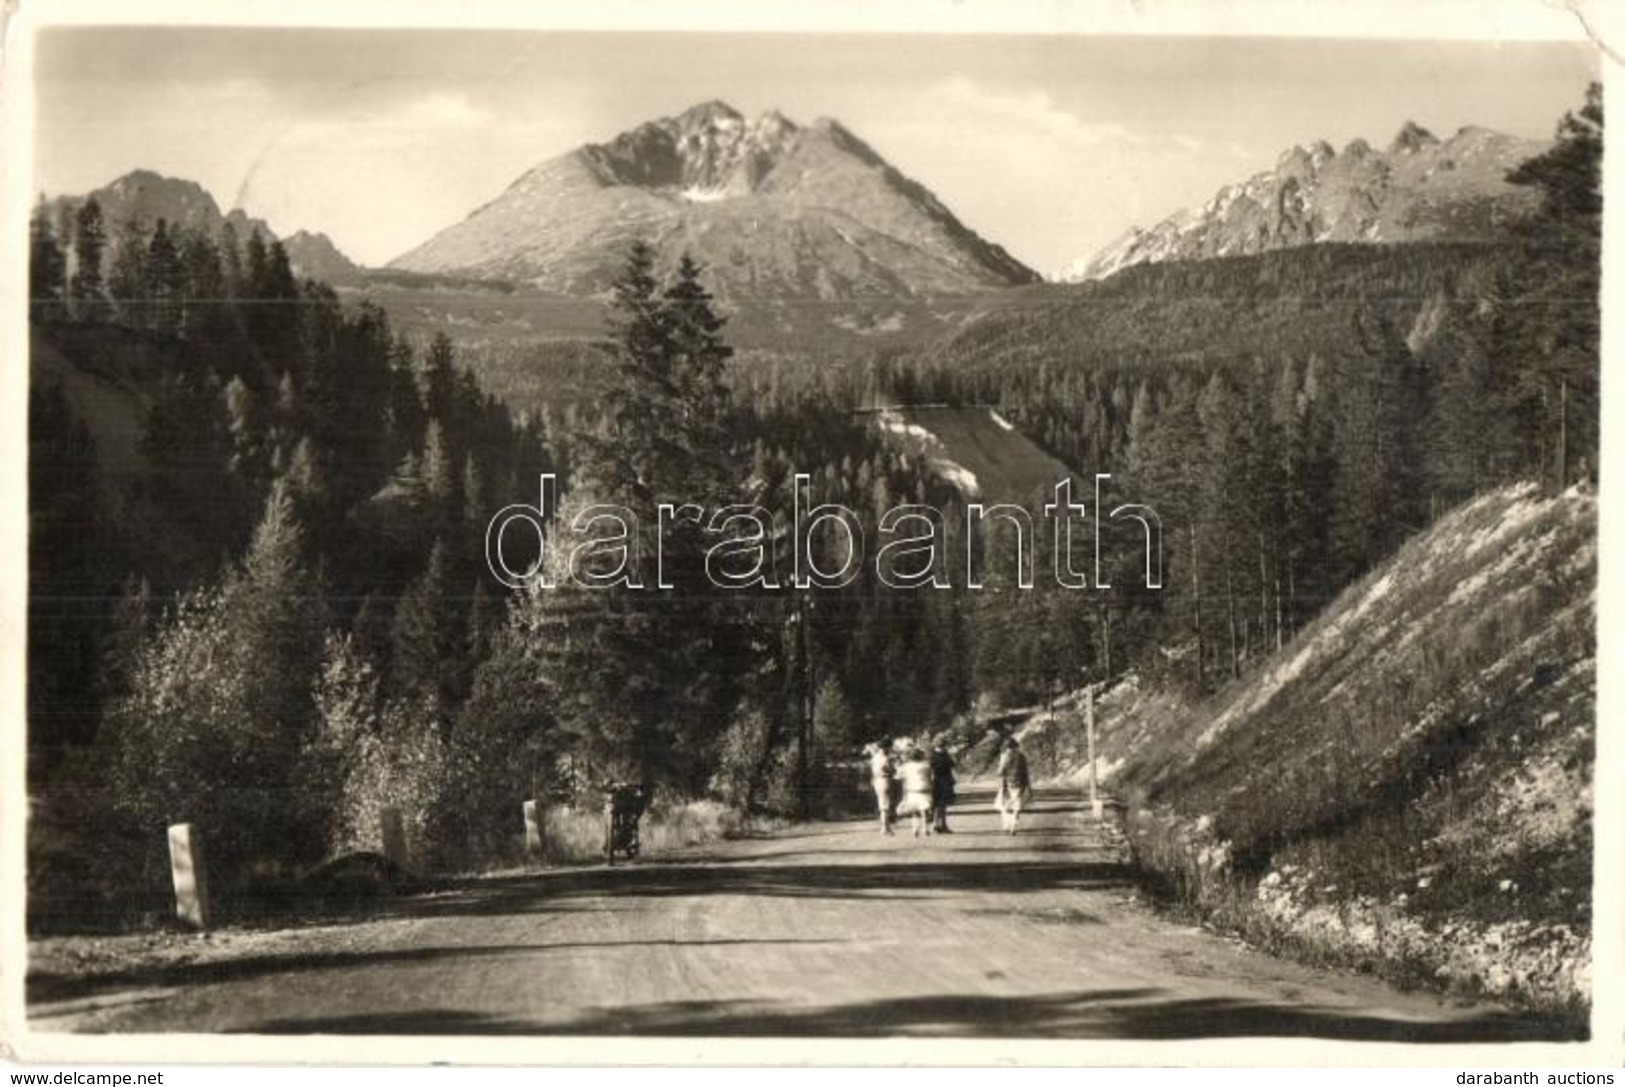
[98,485,328,888]
[316,700,452,870]
[539,798,750,866]
[710,707,774,810]
[26,758,169,933]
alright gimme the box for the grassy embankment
[1014,483,1594,1022]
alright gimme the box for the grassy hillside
[31,328,152,480]
[1105,482,1594,1018]
[1003,482,1593,1020]
[869,404,1075,504]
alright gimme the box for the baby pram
[602,782,651,865]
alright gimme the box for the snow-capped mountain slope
[1057,122,1547,282]
[390,101,1039,300]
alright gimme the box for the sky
[32,29,1598,275]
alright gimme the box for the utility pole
[1086,683,1103,821]
[1558,376,1568,493]
[795,592,815,821]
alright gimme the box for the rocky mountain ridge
[1058,122,1547,282]
[53,170,363,282]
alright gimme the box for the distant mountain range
[389,100,1040,301]
[56,112,1550,310]
[52,169,365,283]
[1057,122,1547,282]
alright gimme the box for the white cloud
[225,91,515,264]
[278,91,493,152]
[392,92,493,129]
[864,76,1217,271]
[930,76,1139,149]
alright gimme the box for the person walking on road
[885,741,904,827]
[928,741,956,833]
[996,736,1032,835]
[867,742,897,835]
[897,746,936,838]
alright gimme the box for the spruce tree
[664,253,736,505]
[29,198,66,321]
[101,575,153,705]
[586,240,682,504]
[70,198,107,319]
[421,419,458,519]
[107,482,326,873]
[521,243,750,791]
[391,538,461,717]
[107,217,150,326]
[146,219,184,332]
[1500,82,1602,488]
[232,481,327,737]
[420,333,458,424]
[219,222,243,297]
[179,230,226,346]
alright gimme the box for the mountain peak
[58,169,235,239]
[678,99,743,126]
[752,109,797,138]
[1389,120,1439,155]
[283,229,363,282]
[109,167,203,190]
[53,171,367,282]
[391,103,1039,299]
[100,170,222,217]
[1277,140,1336,172]
[580,101,799,195]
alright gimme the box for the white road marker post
[523,799,545,861]
[167,822,211,929]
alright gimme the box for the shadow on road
[400,857,1129,918]
[235,988,1582,1042]
[27,938,846,1006]
[33,787,1579,1044]
[29,851,1123,1007]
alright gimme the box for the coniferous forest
[26,84,1600,926]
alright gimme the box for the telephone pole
[1085,683,1103,821]
[794,592,816,821]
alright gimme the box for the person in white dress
[995,737,1032,835]
[897,747,936,838]
[866,742,896,835]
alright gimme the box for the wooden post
[380,806,408,870]
[167,823,211,929]
[1558,376,1568,492]
[1086,686,1103,821]
[1101,606,1113,683]
[523,799,545,861]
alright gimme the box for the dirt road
[27,789,1564,1039]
